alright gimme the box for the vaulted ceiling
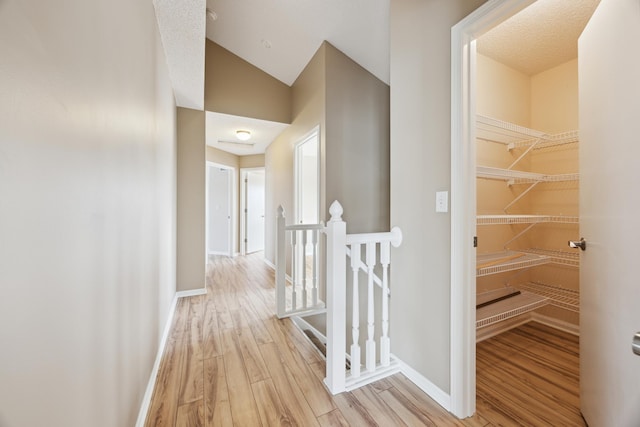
[154,0,599,155]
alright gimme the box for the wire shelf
[515,281,579,313]
[477,166,579,184]
[476,115,547,144]
[520,248,580,268]
[477,215,579,226]
[476,290,548,328]
[509,130,579,150]
[476,251,550,276]
[476,115,578,150]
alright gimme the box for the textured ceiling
[205,112,289,156]
[153,0,206,110]
[205,0,390,86]
[477,0,600,75]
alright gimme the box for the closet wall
[476,53,580,333]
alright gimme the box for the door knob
[633,333,640,356]
[568,238,586,251]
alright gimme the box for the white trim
[135,294,179,427]
[208,250,231,256]
[396,356,451,412]
[530,313,580,336]
[176,288,207,298]
[294,125,320,225]
[240,167,266,255]
[450,0,536,418]
[264,258,276,270]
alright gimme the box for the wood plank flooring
[145,253,582,426]
[476,322,584,426]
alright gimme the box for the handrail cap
[390,226,403,247]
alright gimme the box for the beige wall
[325,44,390,233]
[0,1,177,426]
[531,59,578,133]
[265,44,326,264]
[240,154,266,169]
[205,40,291,124]
[477,54,531,127]
[390,0,486,394]
[177,108,206,292]
[265,41,390,262]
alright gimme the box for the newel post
[324,200,347,394]
[276,206,286,318]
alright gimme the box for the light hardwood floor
[145,253,582,426]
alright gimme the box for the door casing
[450,0,537,417]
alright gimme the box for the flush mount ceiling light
[236,130,251,141]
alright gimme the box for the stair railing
[324,201,403,394]
[275,206,326,318]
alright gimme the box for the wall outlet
[436,191,448,213]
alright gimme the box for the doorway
[241,168,265,255]
[206,162,235,257]
[294,127,320,225]
[451,0,597,418]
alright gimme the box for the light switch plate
[436,191,448,213]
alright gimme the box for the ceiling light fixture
[236,130,251,141]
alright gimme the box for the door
[579,0,640,424]
[207,165,232,256]
[246,169,265,254]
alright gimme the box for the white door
[579,0,640,425]
[207,166,232,256]
[246,170,265,254]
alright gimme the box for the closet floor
[476,322,584,426]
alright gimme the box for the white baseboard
[395,355,452,412]
[209,251,231,256]
[264,258,276,270]
[531,313,580,336]
[176,288,207,298]
[135,294,179,427]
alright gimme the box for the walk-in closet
[470,2,599,422]
[473,0,598,342]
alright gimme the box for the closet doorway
[451,0,640,425]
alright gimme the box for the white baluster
[325,201,346,394]
[291,230,297,311]
[366,242,376,372]
[380,241,390,367]
[312,229,318,306]
[350,243,361,378]
[302,229,308,308]
[276,206,286,318]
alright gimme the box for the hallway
[144,254,490,426]
[144,254,582,426]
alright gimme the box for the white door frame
[294,126,320,225]
[206,161,236,258]
[240,167,265,255]
[450,0,536,417]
